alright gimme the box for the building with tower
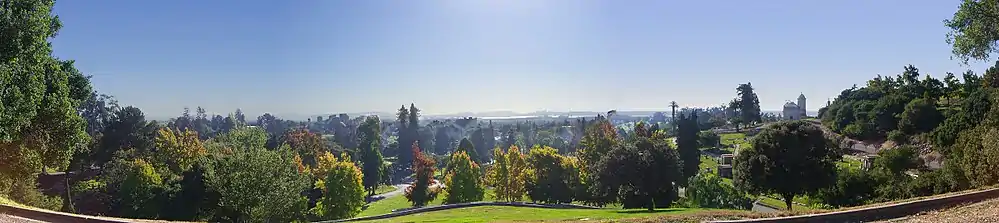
[782,93,807,120]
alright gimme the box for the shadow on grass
[615,208,686,214]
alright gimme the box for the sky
[51,0,996,119]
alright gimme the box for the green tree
[406,103,422,165]
[311,152,365,220]
[404,143,439,207]
[486,146,528,202]
[952,126,999,188]
[736,83,762,126]
[525,146,577,204]
[944,0,999,63]
[698,131,721,149]
[442,151,484,204]
[358,116,384,196]
[870,146,924,200]
[202,146,310,222]
[455,138,480,164]
[812,166,876,208]
[686,173,753,209]
[592,126,681,210]
[676,114,700,186]
[103,158,164,219]
[897,98,944,134]
[0,0,89,203]
[396,105,411,166]
[578,119,618,173]
[733,121,840,211]
[153,128,207,174]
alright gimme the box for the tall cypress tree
[396,105,410,165]
[406,104,421,166]
[676,113,701,187]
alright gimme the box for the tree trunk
[648,196,655,211]
[783,194,794,211]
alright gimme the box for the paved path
[373,184,409,198]
[0,214,47,223]
[370,181,443,200]
[751,201,779,213]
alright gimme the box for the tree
[404,143,439,207]
[897,98,944,135]
[357,116,384,196]
[733,121,841,211]
[943,72,961,103]
[686,173,753,209]
[283,129,327,168]
[201,146,309,222]
[396,105,411,166]
[153,128,207,174]
[698,131,721,149]
[670,101,679,132]
[952,126,999,188]
[406,103,422,166]
[1,0,89,203]
[812,166,876,208]
[311,152,365,220]
[577,119,618,172]
[92,106,157,167]
[456,138,480,164]
[434,126,451,155]
[442,151,484,204]
[525,146,577,204]
[591,128,682,210]
[486,146,528,202]
[736,83,762,126]
[944,0,999,63]
[676,114,700,186]
[103,158,164,219]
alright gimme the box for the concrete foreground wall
[708,188,999,223]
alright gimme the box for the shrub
[887,130,907,144]
[686,173,753,209]
[812,167,876,208]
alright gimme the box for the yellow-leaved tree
[486,145,527,202]
[311,152,365,220]
[153,128,206,174]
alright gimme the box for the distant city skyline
[52,1,995,118]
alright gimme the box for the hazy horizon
[52,1,996,118]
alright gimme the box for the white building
[782,93,807,120]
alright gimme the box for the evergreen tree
[396,105,411,167]
[676,113,700,186]
[358,116,384,196]
[456,138,480,164]
[736,83,762,126]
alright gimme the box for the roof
[798,93,806,99]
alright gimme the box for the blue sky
[52,0,995,119]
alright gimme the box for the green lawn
[360,189,501,217]
[757,196,814,211]
[372,185,398,195]
[719,133,751,153]
[355,206,719,223]
[838,156,863,171]
[699,155,719,173]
